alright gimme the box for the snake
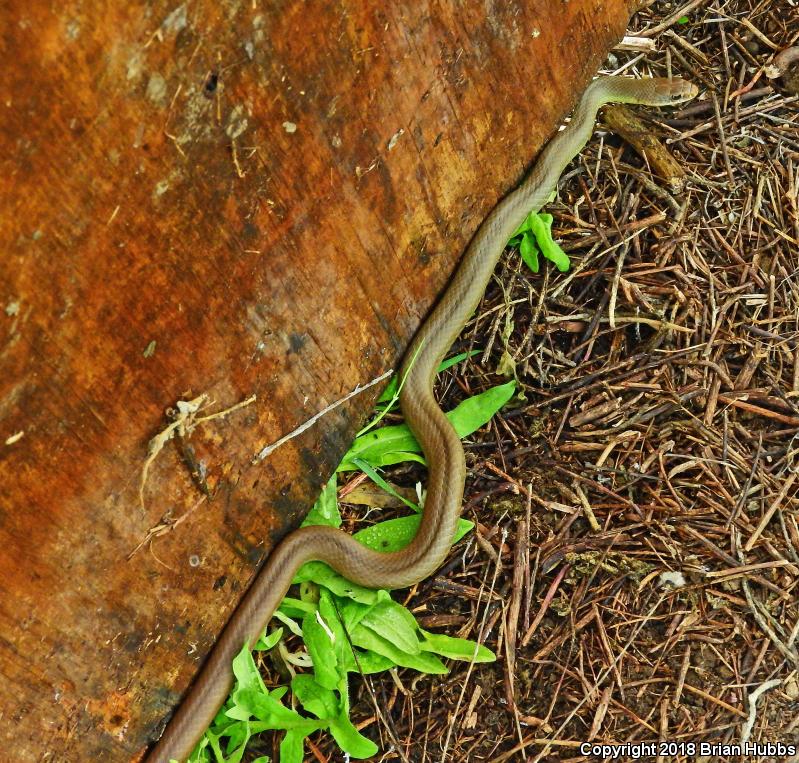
[146,74,697,762]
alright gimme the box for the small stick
[602,104,690,193]
[254,370,392,462]
[744,471,798,550]
[740,679,784,746]
[711,93,736,186]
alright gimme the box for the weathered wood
[603,104,690,192]
[0,0,634,758]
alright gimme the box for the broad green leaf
[345,449,426,470]
[338,424,421,471]
[354,514,473,553]
[302,610,340,690]
[337,594,391,632]
[448,380,516,438]
[318,590,357,673]
[224,702,256,723]
[510,210,570,272]
[293,561,380,603]
[527,212,569,272]
[350,648,395,674]
[359,599,421,655]
[299,580,319,605]
[279,729,308,763]
[232,689,321,731]
[247,717,320,736]
[350,624,448,673]
[329,713,379,759]
[341,381,516,471]
[520,231,540,272]
[302,474,341,528]
[231,643,265,694]
[291,674,339,720]
[276,597,316,622]
[352,515,426,550]
[420,630,496,663]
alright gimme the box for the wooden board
[0,0,634,758]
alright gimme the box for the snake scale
[147,74,697,762]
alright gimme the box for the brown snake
[147,75,697,762]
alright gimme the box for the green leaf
[437,350,480,372]
[291,674,339,720]
[279,729,307,763]
[353,515,425,549]
[359,599,422,655]
[509,216,532,240]
[293,561,380,603]
[318,590,358,672]
[527,212,569,272]
[448,380,516,438]
[341,381,516,471]
[276,596,316,622]
[511,211,570,272]
[353,514,473,554]
[338,423,422,471]
[340,430,420,471]
[337,594,386,631]
[253,627,283,652]
[329,713,379,759]
[419,630,496,663]
[677,14,689,23]
[350,623,448,673]
[302,610,341,690]
[231,643,265,694]
[376,378,399,404]
[232,689,321,731]
[302,474,341,528]
[519,232,539,272]
[350,648,395,674]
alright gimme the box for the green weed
[183,211,565,761]
[186,363,509,763]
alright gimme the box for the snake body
[147,75,697,762]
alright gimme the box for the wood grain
[0,0,633,758]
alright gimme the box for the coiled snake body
[148,75,696,762]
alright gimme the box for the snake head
[654,78,699,104]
